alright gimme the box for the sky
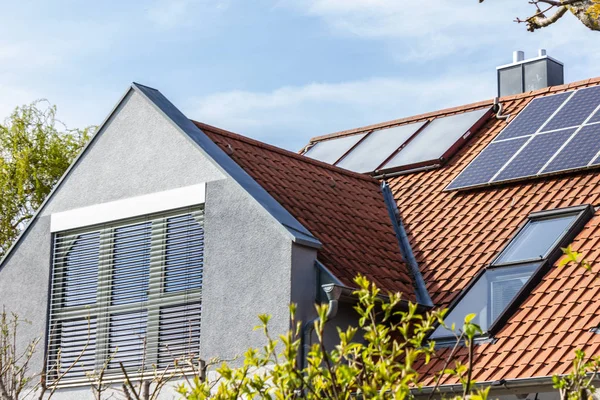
[1,0,600,151]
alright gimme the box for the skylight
[430,205,591,340]
[335,122,426,173]
[301,108,491,174]
[303,133,366,164]
[447,86,600,190]
[382,109,491,171]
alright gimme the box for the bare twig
[463,337,475,399]
[427,332,465,400]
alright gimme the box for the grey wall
[200,177,302,362]
[0,89,318,398]
[291,244,319,324]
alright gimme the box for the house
[1,51,600,399]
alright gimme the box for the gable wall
[0,90,316,398]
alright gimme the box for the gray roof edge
[131,83,321,248]
[0,86,135,270]
[381,181,433,307]
[315,260,344,286]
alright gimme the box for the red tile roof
[193,121,417,302]
[195,75,600,385]
[311,77,600,385]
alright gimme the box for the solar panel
[543,124,600,173]
[447,86,600,191]
[495,92,571,141]
[335,122,426,173]
[303,133,366,164]
[446,138,528,190]
[589,110,600,124]
[493,129,575,182]
[382,108,490,171]
[543,86,600,131]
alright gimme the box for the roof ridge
[191,120,380,183]
[309,75,600,143]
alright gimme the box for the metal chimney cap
[513,50,525,63]
[538,49,547,57]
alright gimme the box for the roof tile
[194,121,417,301]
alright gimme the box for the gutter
[412,374,600,398]
[381,181,433,307]
[373,165,439,180]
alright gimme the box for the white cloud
[185,72,495,151]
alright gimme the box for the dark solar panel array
[446,138,528,189]
[494,92,571,141]
[543,86,600,131]
[543,125,600,173]
[447,86,600,191]
[493,129,575,182]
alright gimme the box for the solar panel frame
[590,111,600,125]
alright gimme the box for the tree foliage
[176,276,488,400]
[0,101,92,258]
[480,0,600,31]
[0,273,594,399]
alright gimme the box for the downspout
[300,284,342,370]
[381,181,433,307]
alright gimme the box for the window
[47,206,204,381]
[431,205,592,340]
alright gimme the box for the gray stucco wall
[291,244,319,324]
[0,89,318,398]
[201,177,300,362]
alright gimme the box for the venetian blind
[47,206,204,382]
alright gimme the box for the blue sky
[1,0,600,151]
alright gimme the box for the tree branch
[525,5,569,31]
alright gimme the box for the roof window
[431,205,593,340]
[303,107,492,174]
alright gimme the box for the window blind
[47,206,204,382]
[490,276,529,322]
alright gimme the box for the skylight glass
[335,122,426,173]
[430,262,539,339]
[383,108,490,170]
[303,134,366,164]
[495,213,577,264]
